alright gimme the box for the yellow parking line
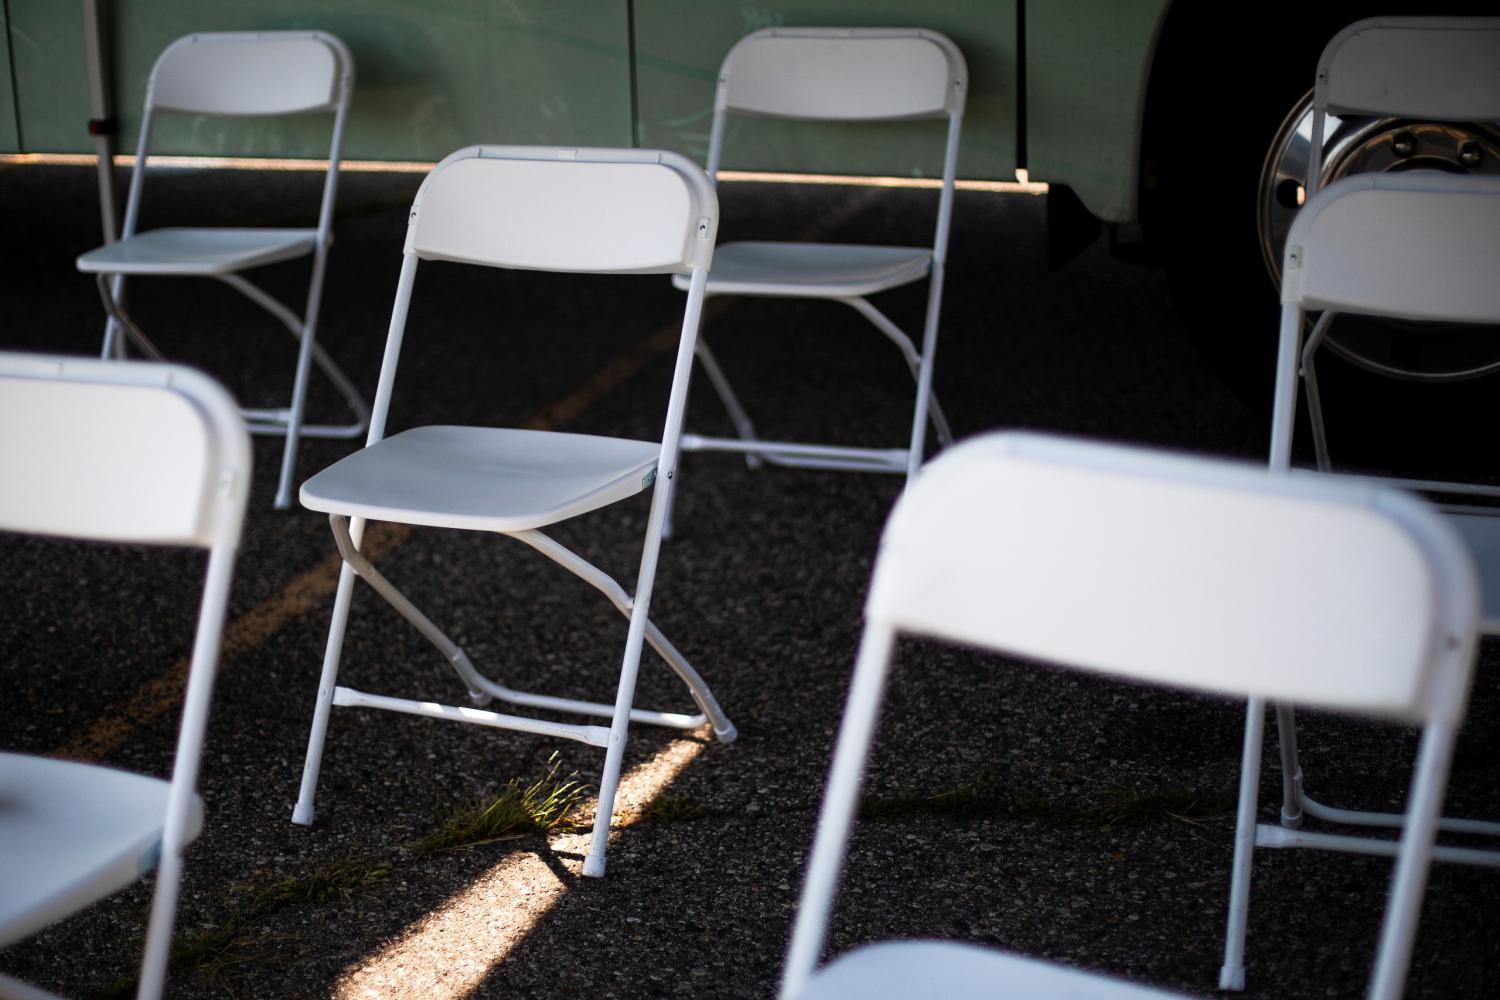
[50,523,409,763]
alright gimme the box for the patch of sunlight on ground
[334,732,709,999]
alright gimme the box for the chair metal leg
[841,295,954,449]
[95,274,165,360]
[780,625,897,1000]
[1269,307,1304,471]
[1273,704,1304,828]
[1221,696,1266,992]
[137,816,186,1000]
[93,269,370,510]
[1301,312,1335,472]
[694,338,762,470]
[284,244,335,508]
[99,274,128,360]
[1369,723,1459,1000]
[276,318,319,509]
[293,549,360,826]
[219,273,371,439]
[1296,314,1500,499]
[231,244,331,507]
[511,528,736,742]
[676,294,951,477]
[583,472,680,878]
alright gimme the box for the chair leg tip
[582,854,607,878]
[714,722,739,744]
[274,492,293,511]
[1218,966,1245,991]
[291,804,315,826]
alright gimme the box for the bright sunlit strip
[333,733,708,1000]
[0,152,1048,191]
[719,168,1045,193]
[0,152,435,172]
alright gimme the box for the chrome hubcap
[1257,92,1500,380]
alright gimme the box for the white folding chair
[291,145,737,879]
[1250,172,1500,988]
[1294,17,1500,477]
[76,31,368,510]
[781,431,1479,1000]
[672,27,966,484]
[0,353,250,1000]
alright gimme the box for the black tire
[1142,4,1364,415]
[1142,3,1500,480]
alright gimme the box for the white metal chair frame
[674,27,966,482]
[1296,17,1500,480]
[76,31,369,510]
[1248,170,1500,991]
[292,145,736,880]
[0,353,250,1000]
[781,431,1480,1000]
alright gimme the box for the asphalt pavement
[0,160,1496,999]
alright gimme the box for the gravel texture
[0,162,1496,999]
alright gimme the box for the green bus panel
[1025,0,1170,222]
[633,1,1017,180]
[0,2,19,151]
[9,0,634,160]
[9,0,88,155]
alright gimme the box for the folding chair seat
[671,27,966,487]
[1241,169,1500,988]
[75,31,368,510]
[292,146,737,880]
[0,352,250,1000]
[781,431,1480,1000]
[1287,17,1500,481]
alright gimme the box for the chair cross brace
[682,294,953,476]
[1298,291,1500,506]
[97,273,369,442]
[330,686,612,747]
[1265,703,1500,862]
[327,515,736,738]
[1256,822,1500,867]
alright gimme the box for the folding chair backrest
[1315,18,1500,121]
[405,145,717,274]
[0,352,248,999]
[0,354,250,549]
[1280,172,1500,325]
[865,431,1478,725]
[716,27,967,122]
[120,31,353,245]
[1304,17,1500,193]
[147,31,353,117]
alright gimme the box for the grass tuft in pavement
[406,753,585,856]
